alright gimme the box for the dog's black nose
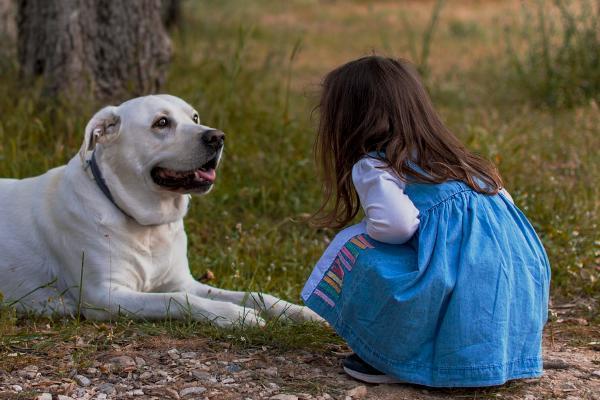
[202,129,225,149]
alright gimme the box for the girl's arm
[352,157,420,244]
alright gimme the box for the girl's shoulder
[351,155,406,189]
[352,154,387,170]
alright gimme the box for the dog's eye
[192,114,199,124]
[153,117,169,129]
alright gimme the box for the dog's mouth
[150,157,218,192]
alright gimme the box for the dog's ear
[79,106,121,164]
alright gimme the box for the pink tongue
[195,168,216,182]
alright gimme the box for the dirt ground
[0,321,598,400]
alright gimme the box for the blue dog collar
[88,152,131,218]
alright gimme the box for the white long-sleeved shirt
[352,157,420,244]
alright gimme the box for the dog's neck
[84,151,190,226]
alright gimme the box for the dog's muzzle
[202,129,225,150]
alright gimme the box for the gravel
[0,330,598,399]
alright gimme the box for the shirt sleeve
[500,188,514,204]
[352,157,420,244]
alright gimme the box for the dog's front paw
[272,303,325,324]
[291,306,325,323]
[195,301,266,328]
[237,308,267,327]
[207,305,266,328]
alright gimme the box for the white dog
[0,95,319,327]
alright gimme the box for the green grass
[506,0,600,108]
[0,0,598,345]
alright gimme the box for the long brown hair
[313,56,503,229]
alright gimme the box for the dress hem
[305,295,543,388]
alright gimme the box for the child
[301,56,550,387]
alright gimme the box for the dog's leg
[10,290,78,318]
[181,280,322,323]
[82,286,265,327]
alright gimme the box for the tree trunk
[0,0,16,51]
[17,0,172,101]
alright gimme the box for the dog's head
[80,95,224,197]
[78,95,224,225]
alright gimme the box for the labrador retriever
[0,95,319,327]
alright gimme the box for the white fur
[0,95,320,327]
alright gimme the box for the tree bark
[17,0,172,101]
[0,0,16,49]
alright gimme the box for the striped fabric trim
[310,234,374,308]
[313,289,335,307]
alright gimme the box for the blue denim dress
[302,180,550,387]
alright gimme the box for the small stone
[561,382,577,391]
[98,382,116,394]
[235,370,252,379]
[191,370,212,380]
[135,357,146,366]
[544,358,571,370]
[165,388,180,399]
[96,394,108,400]
[181,352,197,359]
[270,395,299,400]
[74,374,91,387]
[221,377,235,384]
[109,356,136,371]
[18,365,39,379]
[592,370,600,378]
[262,367,278,377]
[57,396,72,400]
[346,385,367,398]
[131,389,144,396]
[180,386,207,397]
[11,385,23,392]
[226,363,242,373]
[524,395,537,400]
[139,371,153,379]
[35,394,53,400]
[167,349,180,359]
